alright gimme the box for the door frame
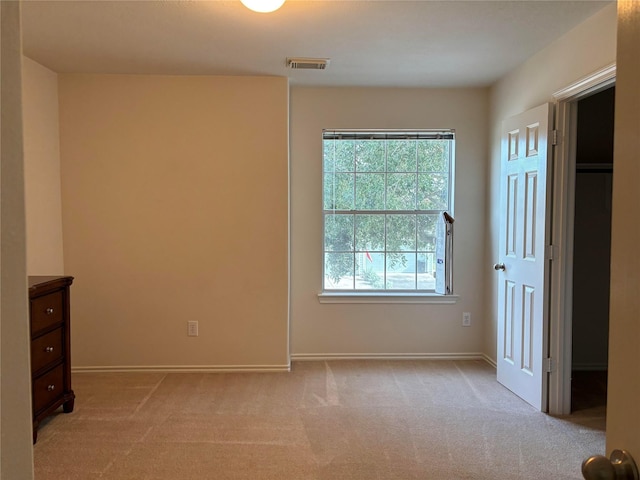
[547,63,616,415]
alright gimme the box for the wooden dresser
[29,276,75,443]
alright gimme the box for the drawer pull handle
[46,307,54,315]
[47,384,55,392]
[45,346,55,353]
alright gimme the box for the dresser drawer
[33,364,64,414]
[31,291,64,335]
[31,328,63,374]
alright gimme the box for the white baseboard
[73,355,498,373]
[290,352,488,362]
[481,354,497,368]
[72,364,291,373]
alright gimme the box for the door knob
[493,263,506,271]
[583,450,639,480]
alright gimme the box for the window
[322,130,454,293]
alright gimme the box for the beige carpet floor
[33,360,605,479]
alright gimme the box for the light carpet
[33,360,605,479]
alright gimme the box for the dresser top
[28,276,74,291]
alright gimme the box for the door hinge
[551,129,560,146]
[545,357,554,373]
[545,244,557,260]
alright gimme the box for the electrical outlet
[187,321,199,337]
[462,312,471,327]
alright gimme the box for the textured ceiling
[21,0,612,88]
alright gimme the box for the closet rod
[576,163,613,173]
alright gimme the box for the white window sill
[317,293,459,304]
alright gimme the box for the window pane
[387,140,417,172]
[335,140,355,172]
[417,252,436,290]
[355,173,385,210]
[324,253,354,289]
[323,139,335,172]
[355,214,385,251]
[355,140,385,172]
[417,214,438,251]
[355,252,384,290]
[386,253,416,290]
[323,175,334,210]
[386,173,416,210]
[325,173,354,210]
[417,173,448,210]
[324,214,354,251]
[386,214,416,251]
[417,140,449,172]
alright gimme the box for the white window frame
[319,129,457,303]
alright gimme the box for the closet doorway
[570,86,615,414]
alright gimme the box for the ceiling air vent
[287,57,330,70]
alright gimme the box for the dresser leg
[63,397,75,413]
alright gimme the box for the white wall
[486,3,617,362]
[58,74,290,370]
[290,87,488,357]
[22,57,65,275]
[0,1,36,478]
[606,0,640,458]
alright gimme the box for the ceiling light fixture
[241,0,285,13]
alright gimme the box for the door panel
[497,103,553,411]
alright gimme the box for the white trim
[482,354,497,369]
[548,97,578,416]
[74,356,498,373]
[553,63,616,100]
[286,79,292,368]
[318,293,459,304]
[72,364,291,373]
[548,66,616,416]
[291,352,486,361]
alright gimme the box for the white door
[496,103,553,411]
